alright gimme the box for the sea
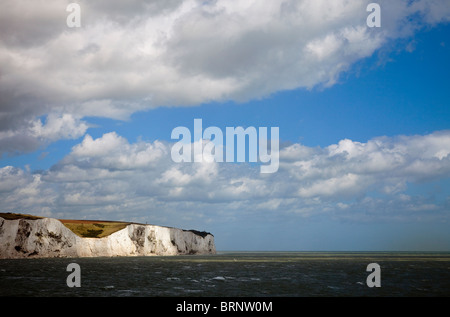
[1,251,449,298]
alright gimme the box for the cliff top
[0,213,213,238]
[0,212,44,220]
[0,213,129,238]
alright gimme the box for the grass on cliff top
[0,213,128,238]
[0,212,44,220]
[58,219,129,238]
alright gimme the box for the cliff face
[0,216,216,259]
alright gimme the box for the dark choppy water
[0,252,449,297]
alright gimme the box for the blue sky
[9,23,450,171]
[1,0,450,251]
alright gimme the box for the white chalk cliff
[0,216,216,259]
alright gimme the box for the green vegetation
[0,212,130,238]
[0,212,43,220]
[186,229,212,238]
[59,220,129,238]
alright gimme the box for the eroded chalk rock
[0,216,216,259]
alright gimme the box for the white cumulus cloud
[1,0,450,154]
[1,130,449,227]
